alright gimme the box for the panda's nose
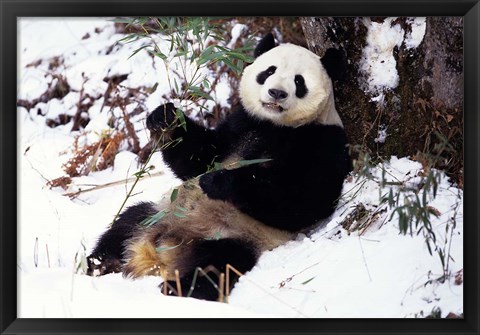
[268,89,288,100]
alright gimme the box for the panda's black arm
[147,103,226,180]
[199,165,283,211]
[161,122,222,180]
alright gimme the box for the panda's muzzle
[263,89,288,112]
[262,102,285,112]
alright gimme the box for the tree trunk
[300,17,463,186]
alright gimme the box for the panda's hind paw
[86,255,123,276]
[159,280,178,296]
[159,277,221,301]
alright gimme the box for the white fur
[239,43,343,128]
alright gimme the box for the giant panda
[86,33,352,301]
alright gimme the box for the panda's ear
[320,48,347,82]
[254,33,276,58]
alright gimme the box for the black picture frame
[1,1,479,334]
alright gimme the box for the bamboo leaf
[176,205,188,212]
[140,210,167,227]
[204,231,222,240]
[117,34,141,43]
[225,50,255,63]
[187,85,213,100]
[148,82,159,94]
[425,239,433,255]
[388,187,394,208]
[301,277,316,285]
[156,240,183,253]
[170,188,179,202]
[422,188,427,207]
[237,158,273,167]
[213,162,223,171]
[173,78,179,95]
[218,158,273,171]
[109,18,135,24]
[173,211,187,218]
[221,57,241,75]
[128,45,149,59]
[151,51,168,60]
[175,108,187,131]
[438,250,445,267]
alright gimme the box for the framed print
[1,0,479,334]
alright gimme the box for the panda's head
[239,33,346,128]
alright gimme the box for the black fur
[148,104,351,232]
[160,238,257,301]
[254,33,276,58]
[87,35,352,301]
[321,48,347,82]
[195,108,351,232]
[147,103,223,180]
[294,74,308,98]
[86,202,157,275]
[256,65,277,85]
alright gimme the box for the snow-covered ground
[18,18,463,318]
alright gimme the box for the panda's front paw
[146,103,182,142]
[199,170,231,201]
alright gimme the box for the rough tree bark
[300,17,463,185]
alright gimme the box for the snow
[227,23,247,49]
[359,17,405,94]
[229,157,463,318]
[213,74,232,107]
[360,17,427,96]
[404,17,427,49]
[374,125,388,143]
[18,18,463,318]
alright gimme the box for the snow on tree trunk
[300,17,463,186]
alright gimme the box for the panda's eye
[256,66,277,85]
[294,75,305,85]
[294,75,308,98]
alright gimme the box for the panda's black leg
[160,238,258,301]
[87,202,157,276]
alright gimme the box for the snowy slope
[18,18,463,318]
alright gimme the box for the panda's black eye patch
[256,66,277,85]
[294,75,308,98]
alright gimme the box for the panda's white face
[239,43,343,128]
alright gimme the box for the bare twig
[34,237,39,268]
[175,269,183,297]
[226,264,309,318]
[163,277,168,295]
[358,236,372,282]
[46,244,51,268]
[218,273,225,302]
[63,171,164,198]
